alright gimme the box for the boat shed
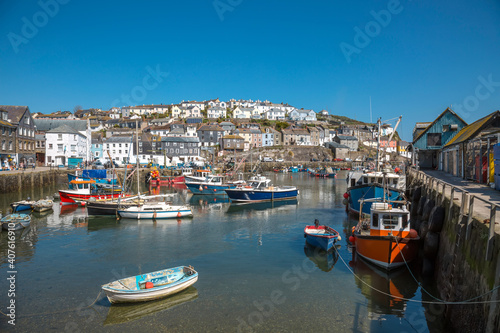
[412,108,467,169]
[442,110,500,183]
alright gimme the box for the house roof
[222,135,244,140]
[35,119,87,132]
[161,136,199,143]
[412,108,467,144]
[326,142,349,149]
[198,124,224,131]
[104,136,133,143]
[46,124,84,135]
[444,110,500,147]
[0,105,29,124]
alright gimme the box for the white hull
[103,276,198,304]
[118,209,193,219]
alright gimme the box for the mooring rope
[334,245,500,305]
[0,290,103,319]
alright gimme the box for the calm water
[0,172,444,332]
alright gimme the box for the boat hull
[224,188,298,202]
[185,183,235,195]
[117,208,193,219]
[304,226,339,251]
[1,214,31,230]
[354,233,419,270]
[149,176,185,185]
[11,203,33,212]
[102,266,198,304]
[59,190,131,204]
[68,173,117,185]
[347,184,404,216]
[86,201,135,216]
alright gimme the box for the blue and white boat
[185,174,236,195]
[304,220,341,251]
[1,213,31,230]
[224,175,298,202]
[345,170,405,216]
[11,200,36,212]
[101,266,198,304]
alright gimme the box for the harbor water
[0,172,444,332]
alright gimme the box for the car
[93,160,105,170]
[323,158,331,162]
[262,157,273,162]
[275,158,284,162]
[104,161,119,169]
[310,158,319,162]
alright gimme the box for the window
[8,141,12,150]
[107,144,110,149]
[49,143,53,149]
[113,144,116,148]
[372,214,379,227]
[402,214,408,229]
[95,152,99,157]
[2,128,4,135]
[71,145,76,152]
[57,144,63,152]
[125,150,128,154]
[58,134,62,140]
[74,135,76,140]
[427,133,442,146]
[1,140,5,150]
[119,144,122,148]
[119,150,121,154]
[382,214,399,229]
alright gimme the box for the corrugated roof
[444,110,500,147]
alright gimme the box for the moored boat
[1,213,31,230]
[304,219,341,251]
[68,169,118,186]
[101,266,198,303]
[185,174,236,195]
[224,175,298,202]
[351,201,419,270]
[32,199,54,212]
[117,194,193,219]
[59,179,131,204]
[11,200,36,212]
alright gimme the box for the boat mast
[136,120,140,196]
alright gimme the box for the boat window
[393,179,398,185]
[352,178,357,186]
[78,183,83,189]
[402,214,408,229]
[84,183,89,189]
[363,177,368,184]
[370,177,375,183]
[377,177,382,183]
[372,213,379,227]
[382,214,399,229]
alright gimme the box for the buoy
[177,212,181,217]
[204,186,208,189]
[199,186,203,192]
[343,192,349,199]
[145,282,154,289]
[81,201,86,206]
[213,189,217,192]
[409,229,418,238]
[349,236,355,243]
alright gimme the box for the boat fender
[423,231,440,259]
[409,229,418,238]
[199,186,203,192]
[213,189,217,192]
[343,192,349,199]
[417,196,427,217]
[145,281,154,289]
[349,236,355,244]
[422,199,436,221]
[204,186,208,189]
[342,198,348,206]
[422,257,435,277]
[412,186,422,203]
[337,235,341,241]
[177,212,181,218]
[419,221,429,240]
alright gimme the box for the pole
[136,120,140,196]
[376,118,381,171]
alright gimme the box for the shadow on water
[103,287,198,326]
[226,199,298,214]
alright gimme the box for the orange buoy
[343,192,349,199]
[409,229,418,238]
[213,189,217,192]
[349,236,355,243]
[145,282,154,289]
[177,212,182,218]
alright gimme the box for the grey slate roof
[336,135,358,141]
[161,137,199,143]
[326,142,350,149]
[46,124,84,136]
[0,105,29,124]
[35,119,87,132]
[104,136,134,143]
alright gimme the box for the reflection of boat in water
[104,287,198,326]
[303,244,339,272]
[226,199,297,214]
[189,194,230,206]
[59,204,79,215]
[350,252,418,316]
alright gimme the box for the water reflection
[226,199,298,214]
[0,222,37,266]
[303,244,339,272]
[350,252,418,317]
[104,287,198,326]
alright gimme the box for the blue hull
[224,188,298,202]
[185,183,236,195]
[11,204,32,212]
[347,184,404,215]
[67,173,118,185]
[305,235,336,251]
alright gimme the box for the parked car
[262,157,274,162]
[93,160,105,170]
[104,161,119,169]
[275,158,284,162]
[323,158,331,162]
[310,158,319,162]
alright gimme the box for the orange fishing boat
[351,202,419,270]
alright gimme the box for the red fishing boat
[59,179,132,204]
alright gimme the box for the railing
[408,167,497,261]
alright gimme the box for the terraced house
[0,105,36,166]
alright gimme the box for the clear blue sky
[1,0,500,141]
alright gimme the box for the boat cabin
[348,171,405,191]
[69,179,96,193]
[368,202,410,237]
[193,169,211,178]
[246,176,271,189]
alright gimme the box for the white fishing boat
[117,195,193,219]
[102,266,198,304]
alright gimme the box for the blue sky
[1,0,500,141]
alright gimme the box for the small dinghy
[1,213,31,230]
[11,200,36,212]
[32,199,54,212]
[102,266,198,304]
[304,219,341,251]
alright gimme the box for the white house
[206,98,227,109]
[288,109,317,121]
[181,101,205,110]
[45,125,87,166]
[264,108,286,120]
[233,107,254,119]
[171,106,201,119]
[207,106,227,119]
[103,136,134,165]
